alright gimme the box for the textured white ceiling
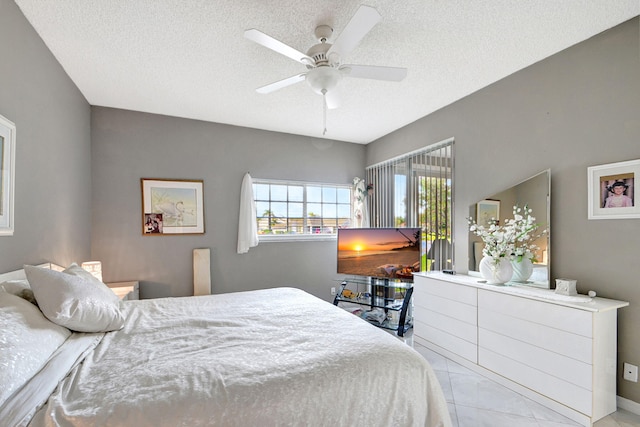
[14,1,639,144]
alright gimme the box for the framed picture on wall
[0,114,16,236]
[588,159,640,219]
[141,178,205,234]
[476,199,500,227]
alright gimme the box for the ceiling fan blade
[256,73,306,94]
[244,29,313,65]
[341,64,407,82]
[327,5,381,61]
[325,90,341,109]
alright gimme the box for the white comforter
[30,287,451,427]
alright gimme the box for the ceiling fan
[244,5,407,134]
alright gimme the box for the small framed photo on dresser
[588,159,640,219]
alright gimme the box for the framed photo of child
[588,159,640,219]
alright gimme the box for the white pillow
[24,265,125,333]
[62,262,105,285]
[62,263,122,304]
[0,291,71,406]
[0,279,38,305]
[0,279,31,295]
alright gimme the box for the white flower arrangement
[468,218,515,263]
[469,205,543,264]
[504,205,543,263]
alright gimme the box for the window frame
[366,138,454,271]
[253,178,352,242]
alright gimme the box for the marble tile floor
[406,338,640,427]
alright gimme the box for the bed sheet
[30,287,451,426]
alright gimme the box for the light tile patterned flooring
[402,333,640,427]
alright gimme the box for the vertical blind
[365,139,454,271]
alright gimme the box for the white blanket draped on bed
[30,287,451,427]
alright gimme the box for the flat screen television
[337,228,421,282]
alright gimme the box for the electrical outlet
[331,287,336,295]
[623,363,638,382]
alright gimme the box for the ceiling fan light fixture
[314,25,333,43]
[245,4,406,135]
[306,66,341,95]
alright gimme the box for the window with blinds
[365,139,454,271]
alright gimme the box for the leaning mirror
[468,170,550,288]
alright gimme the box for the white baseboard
[617,395,640,415]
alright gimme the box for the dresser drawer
[415,306,477,344]
[478,289,592,338]
[415,319,478,363]
[480,347,592,416]
[414,275,477,306]
[478,308,592,363]
[479,328,592,390]
[416,293,477,325]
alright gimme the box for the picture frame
[0,114,16,236]
[588,159,640,220]
[476,199,500,227]
[141,178,205,234]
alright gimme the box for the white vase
[511,257,534,283]
[479,256,513,285]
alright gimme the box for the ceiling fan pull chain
[322,89,328,135]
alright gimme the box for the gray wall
[4,0,639,405]
[91,107,365,300]
[368,18,640,404]
[0,0,91,272]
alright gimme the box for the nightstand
[107,281,140,300]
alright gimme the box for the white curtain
[237,173,259,254]
[352,177,370,228]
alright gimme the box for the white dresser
[413,272,629,427]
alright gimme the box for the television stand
[333,277,413,336]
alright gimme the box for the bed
[0,263,451,427]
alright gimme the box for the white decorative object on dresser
[106,281,140,300]
[413,272,629,427]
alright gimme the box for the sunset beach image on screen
[337,228,421,281]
